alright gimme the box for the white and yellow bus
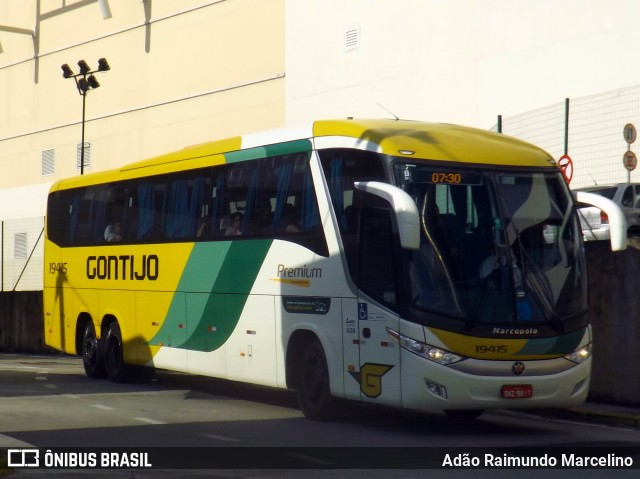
[44,119,626,420]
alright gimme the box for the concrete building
[0,0,285,290]
[2,0,640,290]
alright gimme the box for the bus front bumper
[400,353,591,412]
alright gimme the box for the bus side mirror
[354,181,420,250]
[574,191,628,252]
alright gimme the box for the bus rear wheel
[81,321,106,379]
[295,340,338,421]
[103,322,129,383]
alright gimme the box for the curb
[532,406,640,428]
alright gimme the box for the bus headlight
[564,343,592,364]
[387,328,464,365]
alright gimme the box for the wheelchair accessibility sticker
[358,302,386,321]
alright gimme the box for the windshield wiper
[496,191,564,331]
[505,225,564,332]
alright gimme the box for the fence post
[1,220,3,292]
[564,98,570,156]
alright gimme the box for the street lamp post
[61,58,110,175]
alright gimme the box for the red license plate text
[501,384,533,399]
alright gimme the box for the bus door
[353,207,402,406]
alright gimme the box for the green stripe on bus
[224,139,312,164]
[149,239,272,352]
[516,328,585,355]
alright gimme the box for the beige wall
[285,0,640,130]
[0,0,285,194]
[0,0,284,290]
[285,0,481,127]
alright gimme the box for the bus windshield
[394,163,586,331]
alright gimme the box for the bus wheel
[444,409,484,420]
[295,340,338,421]
[81,322,106,379]
[103,322,128,383]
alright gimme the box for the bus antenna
[377,103,399,121]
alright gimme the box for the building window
[344,25,360,51]
[14,233,27,259]
[42,149,55,176]
[76,142,91,171]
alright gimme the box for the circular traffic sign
[624,123,637,144]
[624,150,637,171]
[558,154,573,183]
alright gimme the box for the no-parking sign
[624,150,637,172]
[558,154,573,183]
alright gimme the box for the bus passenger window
[134,182,162,241]
[85,185,125,244]
[225,212,243,236]
[278,203,300,233]
[359,207,397,308]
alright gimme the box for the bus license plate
[501,385,533,399]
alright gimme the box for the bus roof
[50,119,556,191]
[311,119,555,167]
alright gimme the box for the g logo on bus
[349,363,394,398]
[512,361,525,375]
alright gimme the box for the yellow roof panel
[313,119,556,167]
[52,119,556,193]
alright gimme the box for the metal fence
[495,84,640,189]
[1,217,45,292]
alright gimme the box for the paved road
[1,353,639,478]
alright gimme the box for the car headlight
[564,343,592,364]
[387,328,464,365]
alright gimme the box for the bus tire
[103,322,129,383]
[81,321,106,379]
[295,340,338,421]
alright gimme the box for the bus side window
[268,153,327,255]
[219,164,253,236]
[319,149,387,232]
[163,171,212,241]
[243,168,261,234]
[359,206,398,308]
[47,190,76,246]
[319,148,387,277]
[74,188,94,245]
[103,185,126,242]
[193,176,210,240]
[209,172,226,237]
[165,179,191,239]
[128,178,165,243]
[271,155,303,234]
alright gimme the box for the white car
[576,203,611,241]
[573,184,640,241]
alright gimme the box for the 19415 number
[475,345,508,354]
[49,262,68,275]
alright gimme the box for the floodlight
[78,60,90,75]
[97,58,110,72]
[61,64,74,78]
[87,75,100,89]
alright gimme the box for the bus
[44,119,627,420]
